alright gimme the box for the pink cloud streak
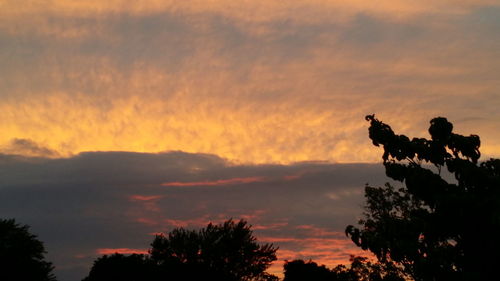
[161,176,266,187]
[129,195,163,201]
[96,248,148,255]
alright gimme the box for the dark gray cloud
[0,151,390,280]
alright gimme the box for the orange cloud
[135,217,160,227]
[161,176,266,187]
[128,194,163,213]
[160,210,268,229]
[258,223,377,275]
[1,1,499,165]
[163,217,211,228]
[2,0,498,24]
[96,248,148,255]
[252,221,289,231]
[129,195,163,201]
[261,233,374,277]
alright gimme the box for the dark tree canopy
[283,257,406,281]
[151,219,278,281]
[346,115,500,281]
[333,256,407,281]
[283,260,334,281]
[82,254,156,281]
[83,219,278,281]
[0,218,56,281]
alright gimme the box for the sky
[1,1,500,280]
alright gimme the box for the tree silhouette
[0,218,56,281]
[151,219,278,281]
[82,254,156,281]
[283,257,406,281]
[83,219,278,281]
[283,260,334,281]
[346,115,500,281]
[333,256,407,281]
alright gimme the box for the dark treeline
[283,257,406,281]
[1,116,499,281]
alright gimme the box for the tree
[346,115,500,281]
[0,218,56,281]
[283,259,334,281]
[82,254,156,281]
[283,257,406,281]
[331,256,407,281]
[83,219,278,281]
[150,219,278,281]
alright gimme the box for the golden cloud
[1,1,499,163]
[1,53,499,163]
[2,0,499,41]
[2,0,498,20]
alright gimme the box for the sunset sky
[1,1,500,280]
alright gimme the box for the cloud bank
[0,151,389,280]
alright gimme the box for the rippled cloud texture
[1,2,499,280]
[1,1,500,163]
[0,152,387,280]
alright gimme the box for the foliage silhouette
[283,257,406,281]
[82,254,156,281]
[346,115,500,281]
[151,219,278,281]
[283,259,334,281]
[0,218,56,281]
[83,219,278,281]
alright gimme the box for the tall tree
[83,219,278,281]
[82,254,156,281]
[151,219,278,281]
[0,218,56,281]
[346,115,500,281]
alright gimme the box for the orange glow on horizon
[261,232,375,277]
